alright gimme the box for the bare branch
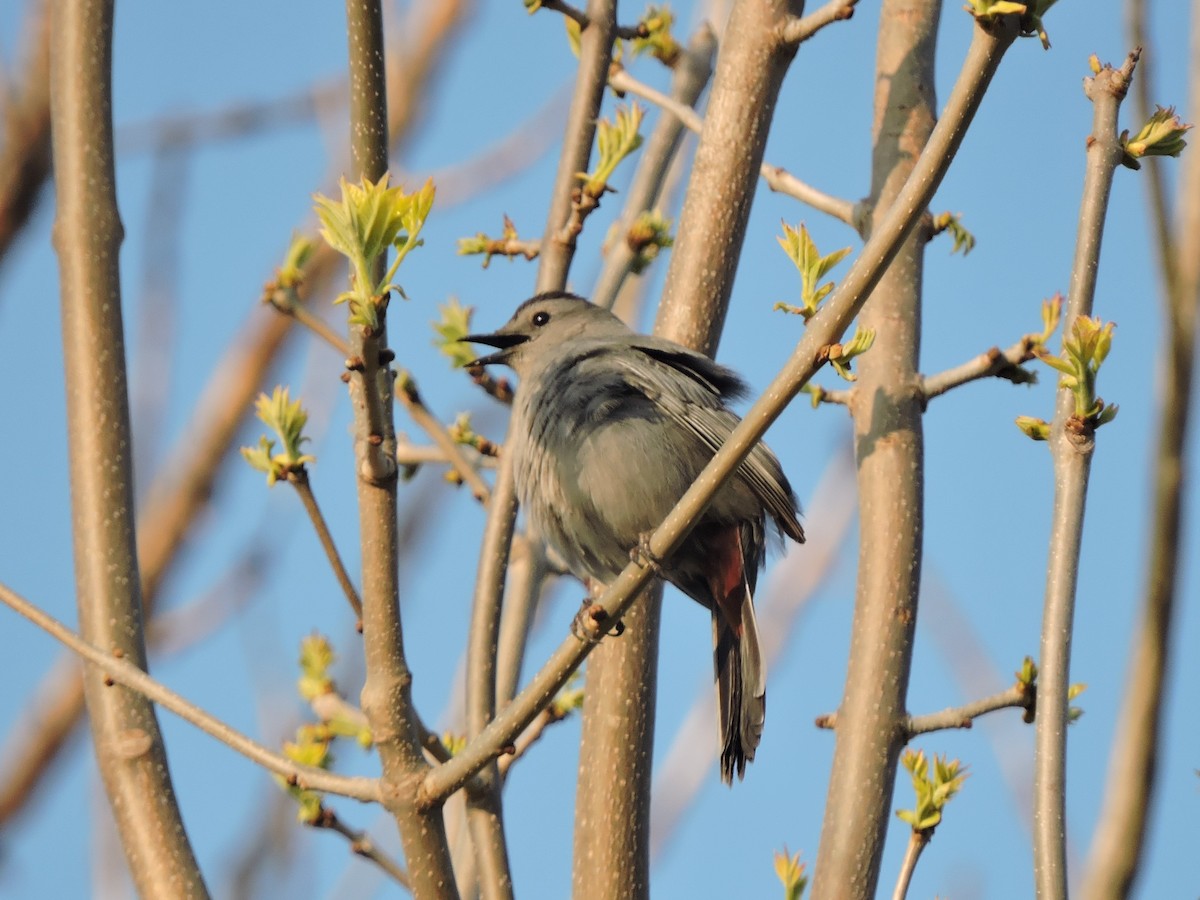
[920,336,1038,402]
[0,0,50,273]
[592,24,717,309]
[778,0,861,46]
[49,0,206,889]
[1081,10,1200,895]
[905,683,1034,737]
[314,808,412,890]
[289,471,364,623]
[1033,49,1139,900]
[890,832,928,900]
[0,581,380,803]
[608,67,856,225]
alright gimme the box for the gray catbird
[465,291,804,783]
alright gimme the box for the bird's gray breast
[510,344,753,585]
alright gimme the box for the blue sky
[0,1,1196,897]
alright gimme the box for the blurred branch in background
[0,0,471,833]
[1081,2,1200,897]
[0,0,50,275]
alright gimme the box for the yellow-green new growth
[931,212,976,256]
[626,210,674,274]
[1121,105,1193,170]
[896,750,968,832]
[240,386,315,485]
[828,325,876,382]
[1033,315,1119,427]
[313,173,435,330]
[630,5,680,67]
[775,222,852,321]
[580,104,645,197]
[773,846,808,900]
[963,0,1058,48]
[279,725,332,823]
[432,298,479,369]
[298,634,336,702]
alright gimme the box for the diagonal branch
[421,16,1021,809]
[0,582,380,803]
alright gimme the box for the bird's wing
[594,342,805,543]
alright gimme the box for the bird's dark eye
[532,311,550,327]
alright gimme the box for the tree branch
[591,23,717,310]
[608,66,857,225]
[342,1,457,895]
[920,336,1038,402]
[288,471,364,624]
[778,0,862,46]
[1080,6,1200,898]
[1033,50,1138,900]
[314,807,412,890]
[49,0,207,891]
[904,683,1034,737]
[0,581,380,803]
[810,1,939,894]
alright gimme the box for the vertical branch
[575,3,804,898]
[1033,54,1136,900]
[48,0,206,894]
[342,1,457,896]
[0,0,51,273]
[591,24,717,310]
[1081,7,1200,899]
[463,457,519,900]
[535,0,617,292]
[810,2,940,896]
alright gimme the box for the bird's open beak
[460,332,528,368]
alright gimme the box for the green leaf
[1123,105,1193,165]
[777,222,852,319]
[582,104,645,195]
[773,846,808,900]
[629,5,681,67]
[432,298,479,369]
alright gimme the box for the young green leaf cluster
[580,103,645,197]
[1034,315,1119,425]
[624,209,674,274]
[896,750,968,833]
[313,174,435,330]
[240,386,315,485]
[773,846,808,900]
[628,5,679,67]
[431,299,479,369]
[775,222,853,321]
[1120,105,1193,170]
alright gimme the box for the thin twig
[890,832,929,900]
[289,471,364,623]
[905,683,1034,737]
[421,18,1021,807]
[920,335,1038,403]
[1033,50,1139,900]
[0,581,381,803]
[1081,5,1200,898]
[537,0,648,40]
[396,378,493,504]
[315,807,412,889]
[778,0,861,46]
[496,705,572,778]
[609,67,857,225]
[592,23,717,310]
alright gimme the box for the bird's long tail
[712,577,766,784]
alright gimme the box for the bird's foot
[571,599,625,643]
[630,533,665,576]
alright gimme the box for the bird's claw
[630,533,665,576]
[571,600,625,643]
